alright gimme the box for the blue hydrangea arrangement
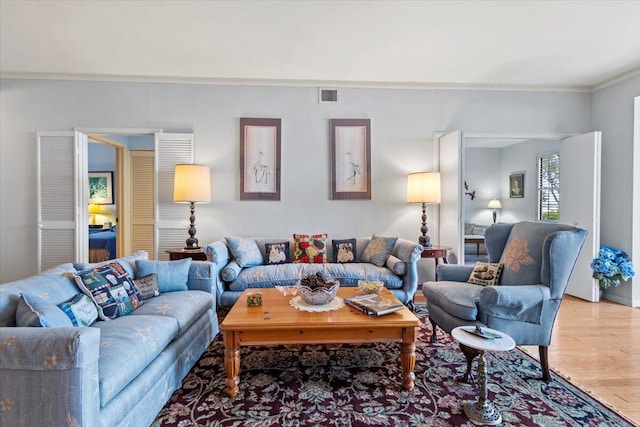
[591,246,635,289]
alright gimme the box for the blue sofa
[204,236,423,307]
[0,251,219,427]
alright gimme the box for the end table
[165,248,207,261]
[421,246,451,281]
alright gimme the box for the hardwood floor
[416,294,640,424]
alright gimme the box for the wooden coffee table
[220,287,421,397]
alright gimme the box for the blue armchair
[423,221,587,381]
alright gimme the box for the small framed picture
[240,118,281,200]
[509,173,524,198]
[330,118,371,200]
[88,171,114,204]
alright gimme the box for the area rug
[153,310,635,427]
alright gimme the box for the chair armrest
[0,327,101,426]
[437,264,474,282]
[478,284,551,325]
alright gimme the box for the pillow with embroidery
[133,273,160,300]
[361,235,398,267]
[332,238,357,263]
[264,242,290,265]
[225,237,263,267]
[293,233,328,264]
[58,294,99,326]
[467,262,504,286]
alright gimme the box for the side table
[451,326,515,425]
[421,246,451,281]
[165,248,207,261]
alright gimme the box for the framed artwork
[330,118,371,200]
[509,172,524,198]
[88,171,114,204]
[240,118,281,200]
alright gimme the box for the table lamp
[487,199,502,224]
[88,203,103,226]
[407,172,441,247]
[173,164,211,249]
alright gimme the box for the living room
[1,1,639,425]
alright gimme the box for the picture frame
[88,171,114,204]
[330,118,371,200]
[509,172,524,198]
[240,118,281,200]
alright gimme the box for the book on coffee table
[344,294,405,316]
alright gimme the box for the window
[538,153,560,221]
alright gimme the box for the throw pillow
[361,235,398,267]
[385,255,406,275]
[221,260,243,282]
[135,258,192,293]
[58,294,99,326]
[16,294,73,328]
[332,238,357,263]
[133,273,160,300]
[293,233,328,264]
[264,242,290,265]
[74,262,143,320]
[225,237,263,267]
[467,262,504,286]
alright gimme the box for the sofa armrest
[437,264,474,282]
[479,284,551,325]
[0,327,101,426]
[391,238,423,304]
[203,240,232,307]
[187,260,217,297]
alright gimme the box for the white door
[438,130,464,264]
[559,132,601,301]
[37,131,89,270]
[155,133,195,260]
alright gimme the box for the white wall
[464,147,502,226]
[0,79,592,284]
[592,74,640,306]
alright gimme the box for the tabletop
[451,326,516,352]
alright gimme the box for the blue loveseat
[0,251,218,427]
[204,236,423,307]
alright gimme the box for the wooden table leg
[401,327,417,391]
[223,331,240,397]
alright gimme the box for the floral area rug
[153,309,635,427]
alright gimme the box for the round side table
[451,326,515,425]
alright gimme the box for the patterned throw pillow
[293,233,328,264]
[360,235,398,267]
[133,273,160,300]
[467,262,504,286]
[225,237,263,267]
[264,242,290,265]
[332,238,357,263]
[74,262,143,320]
[16,294,73,327]
[58,294,99,326]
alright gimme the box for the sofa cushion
[221,260,243,282]
[93,314,180,407]
[332,238,357,263]
[422,281,483,321]
[225,237,263,267]
[74,262,143,320]
[16,294,73,327]
[135,258,192,293]
[264,242,290,265]
[385,255,406,276]
[361,235,398,267]
[58,294,99,326]
[130,290,213,334]
[293,233,328,264]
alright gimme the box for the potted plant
[591,246,635,290]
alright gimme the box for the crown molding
[592,67,640,92]
[0,71,594,93]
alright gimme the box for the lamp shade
[173,164,211,203]
[88,203,103,214]
[487,199,502,209]
[407,172,441,204]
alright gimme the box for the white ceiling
[2,1,640,91]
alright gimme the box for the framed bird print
[330,118,371,200]
[240,117,281,200]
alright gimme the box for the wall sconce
[487,199,502,224]
[173,164,211,249]
[407,172,441,247]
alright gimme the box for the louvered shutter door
[37,132,88,270]
[155,133,194,260]
[130,150,156,258]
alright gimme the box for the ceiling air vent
[319,88,339,103]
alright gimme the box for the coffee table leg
[401,327,417,391]
[223,331,240,397]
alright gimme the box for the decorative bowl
[298,280,340,305]
[357,280,384,295]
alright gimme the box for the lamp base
[419,235,432,248]
[184,202,200,250]
[492,210,497,224]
